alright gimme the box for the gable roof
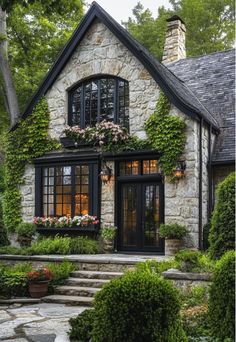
[168,49,235,163]
[12,1,219,132]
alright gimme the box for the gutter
[198,118,203,250]
[207,125,213,221]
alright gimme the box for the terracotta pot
[165,239,182,256]
[29,281,49,298]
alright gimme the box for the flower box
[36,224,99,234]
[60,137,92,148]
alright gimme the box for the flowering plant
[64,121,130,152]
[27,268,53,282]
[33,215,99,228]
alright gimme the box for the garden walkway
[0,303,86,342]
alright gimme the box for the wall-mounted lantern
[173,160,186,179]
[100,163,112,184]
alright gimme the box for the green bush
[175,250,201,272]
[136,259,179,274]
[209,172,235,259]
[69,309,95,342]
[91,271,187,342]
[48,260,75,285]
[0,199,9,247]
[69,236,99,254]
[203,222,211,251]
[181,285,209,309]
[159,223,188,239]
[16,222,36,238]
[208,251,235,341]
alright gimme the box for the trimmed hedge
[209,172,235,259]
[91,271,187,342]
[208,251,235,341]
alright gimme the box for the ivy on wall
[145,92,186,177]
[3,98,60,232]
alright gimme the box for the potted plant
[16,222,36,247]
[159,223,188,256]
[100,224,117,253]
[27,268,53,298]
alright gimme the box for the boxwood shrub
[91,270,187,342]
[69,309,95,342]
[209,172,235,259]
[208,251,235,341]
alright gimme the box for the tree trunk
[0,6,20,128]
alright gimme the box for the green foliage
[125,1,235,60]
[208,251,235,341]
[0,262,32,298]
[0,198,9,246]
[16,222,36,238]
[159,223,188,239]
[91,270,187,342]
[203,222,211,251]
[181,285,209,309]
[69,309,95,342]
[145,92,186,177]
[175,250,201,272]
[3,98,60,232]
[209,172,235,259]
[100,224,117,241]
[0,236,99,255]
[136,259,179,274]
[47,260,75,286]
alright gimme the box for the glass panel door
[120,184,138,249]
[119,182,163,252]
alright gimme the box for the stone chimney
[162,15,186,64]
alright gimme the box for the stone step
[54,285,100,297]
[71,270,123,280]
[77,262,135,272]
[66,277,109,287]
[42,295,93,306]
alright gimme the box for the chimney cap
[166,15,185,25]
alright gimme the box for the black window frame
[35,161,99,218]
[68,75,129,129]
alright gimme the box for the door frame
[115,173,165,254]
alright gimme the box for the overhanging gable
[12,1,219,132]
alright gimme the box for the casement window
[38,162,98,218]
[68,76,129,129]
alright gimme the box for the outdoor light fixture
[100,164,112,184]
[173,160,186,179]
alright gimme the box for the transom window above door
[69,76,129,129]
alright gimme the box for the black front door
[118,181,164,253]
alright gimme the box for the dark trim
[211,160,235,166]
[11,2,219,133]
[198,118,203,250]
[33,152,100,164]
[207,125,213,220]
[102,150,162,161]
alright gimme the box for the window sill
[60,137,92,148]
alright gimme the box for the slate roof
[168,49,235,163]
[12,1,219,132]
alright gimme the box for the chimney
[162,15,186,64]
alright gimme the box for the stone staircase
[42,262,132,306]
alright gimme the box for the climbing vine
[3,98,60,232]
[145,92,186,177]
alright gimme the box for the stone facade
[20,18,212,250]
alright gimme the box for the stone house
[15,2,235,254]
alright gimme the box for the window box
[36,223,99,235]
[60,137,92,148]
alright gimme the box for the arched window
[69,76,129,129]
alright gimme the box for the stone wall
[20,164,35,223]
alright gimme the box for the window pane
[118,80,129,130]
[85,81,98,126]
[143,160,159,174]
[119,161,139,175]
[71,86,81,125]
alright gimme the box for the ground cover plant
[0,236,99,255]
[0,260,75,299]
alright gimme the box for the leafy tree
[123,3,171,60]
[0,0,83,127]
[125,0,235,60]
